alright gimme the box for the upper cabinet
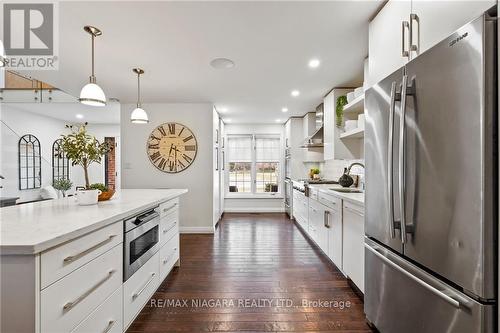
[368,0,495,86]
[411,1,496,57]
[368,0,411,87]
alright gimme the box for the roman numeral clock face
[147,122,198,173]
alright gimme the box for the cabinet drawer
[318,192,341,211]
[71,287,122,333]
[123,251,160,329]
[41,222,123,289]
[159,211,179,246]
[159,235,180,281]
[158,198,179,218]
[343,201,364,217]
[41,244,122,333]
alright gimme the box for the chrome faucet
[346,162,365,174]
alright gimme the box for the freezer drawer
[364,239,495,333]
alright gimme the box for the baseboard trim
[179,226,214,234]
[223,207,285,213]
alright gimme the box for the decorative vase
[338,168,354,188]
[75,189,102,205]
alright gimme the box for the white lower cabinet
[71,287,123,333]
[326,206,342,270]
[159,234,180,281]
[123,251,160,329]
[41,244,123,333]
[342,201,365,293]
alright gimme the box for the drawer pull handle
[63,270,116,312]
[63,235,117,264]
[344,206,364,217]
[102,320,116,333]
[162,247,178,264]
[162,203,178,214]
[132,272,156,300]
[163,221,177,234]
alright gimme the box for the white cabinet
[368,0,411,86]
[213,108,221,228]
[308,199,322,246]
[368,0,494,86]
[342,201,365,293]
[285,117,305,179]
[411,0,495,57]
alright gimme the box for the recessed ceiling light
[275,119,281,123]
[76,114,84,119]
[308,58,320,68]
[281,107,288,113]
[218,107,228,113]
[210,58,235,69]
[225,118,231,123]
[291,90,300,97]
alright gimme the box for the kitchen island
[0,189,187,333]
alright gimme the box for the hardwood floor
[127,213,372,332]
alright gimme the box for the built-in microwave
[123,207,160,281]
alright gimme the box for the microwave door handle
[388,81,398,239]
[135,210,159,225]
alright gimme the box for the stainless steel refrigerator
[364,8,497,333]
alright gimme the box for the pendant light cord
[90,34,95,83]
[137,72,141,108]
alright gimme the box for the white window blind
[227,136,252,162]
[255,136,280,162]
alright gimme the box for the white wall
[0,104,119,202]
[223,123,285,213]
[120,103,214,232]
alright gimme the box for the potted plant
[336,95,348,128]
[53,178,73,197]
[59,123,110,205]
[89,183,115,201]
[309,168,320,180]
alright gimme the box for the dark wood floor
[127,213,372,332]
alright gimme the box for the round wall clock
[146,122,198,173]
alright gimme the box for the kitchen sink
[330,188,363,193]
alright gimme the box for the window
[226,134,281,195]
[52,139,70,182]
[18,134,41,190]
[227,136,252,193]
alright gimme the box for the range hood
[300,104,324,148]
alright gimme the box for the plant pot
[98,189,115,201]
[75,189,102,206]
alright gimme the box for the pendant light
[130,68,149,124]
[78,26,106,106]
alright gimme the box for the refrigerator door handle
[365,242,464,309]
[388,81,399,239]
[399,75,414,244]
[409,13,420,54]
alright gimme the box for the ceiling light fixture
[281,107,288,113]
[275,119,282,123]
[225,119,231,123]
[210,58,235,69]
[291,90,300,97]
[76,114,84,119]
[308,58,320,68]
[130,68,149,124]
[0,40,5,67]
[218,107,228,113]
[79,26,106,106]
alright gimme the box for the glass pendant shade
[130,106,149,124]
[79,82,106,106]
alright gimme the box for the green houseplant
[53,178,73,197]
[309,168,320,180]
[336,95,348,128]
[90,183,115,201]
[59,123,110,205]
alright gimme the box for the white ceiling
[25,1,382,124]
[6,101,121,124]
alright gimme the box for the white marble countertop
[307,184,364,206]
[0,189,188,255]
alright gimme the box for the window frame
[225,133,283,198]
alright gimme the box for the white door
[342,202,365,292]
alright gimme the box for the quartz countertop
[307,184,364,206]
[0,189,188,255]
